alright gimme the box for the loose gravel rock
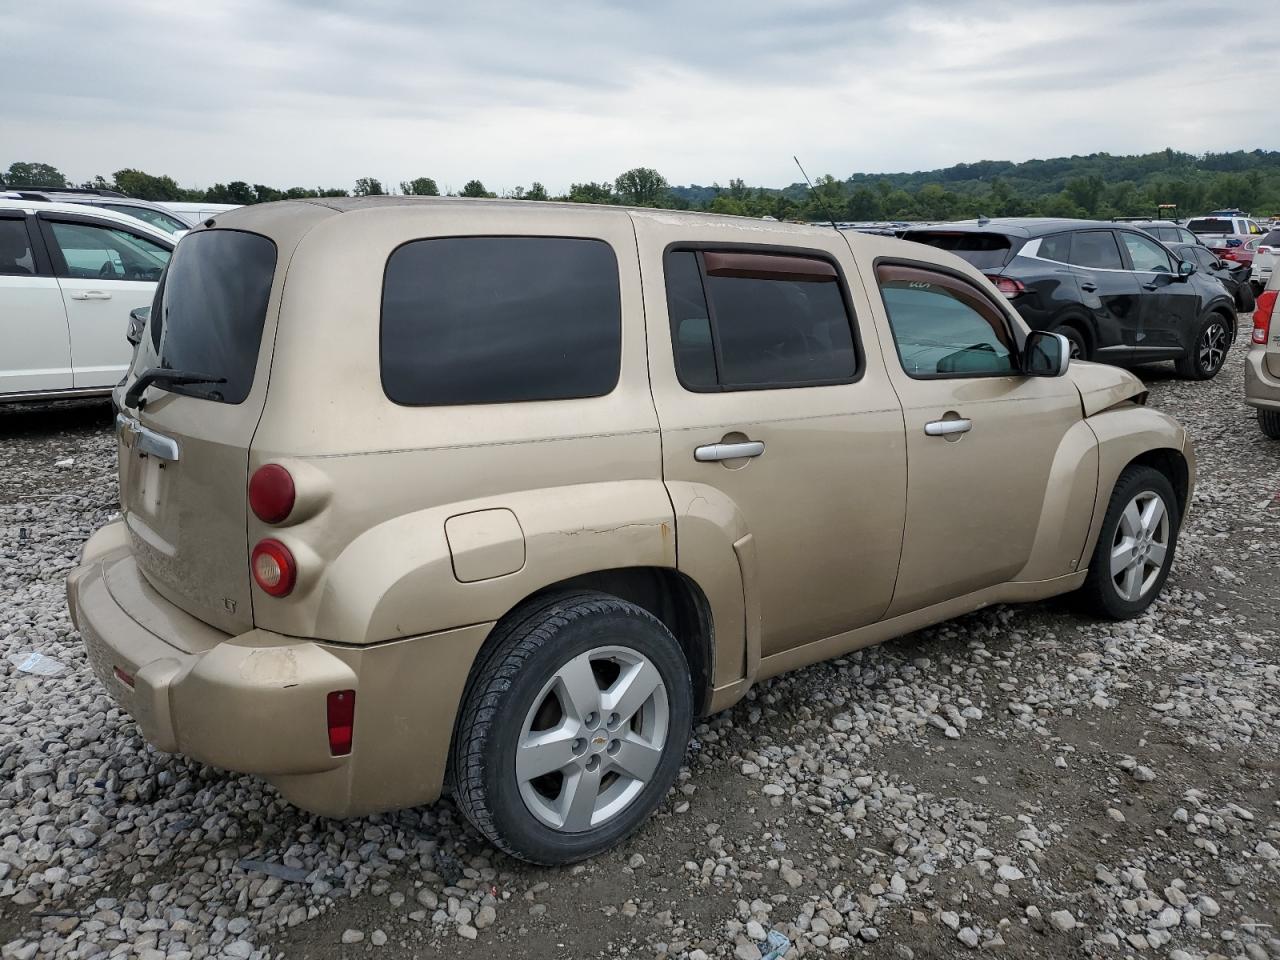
[1,335,1278,959]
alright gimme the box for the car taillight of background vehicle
[985,275,1025,299]
[251,538,296,596]
[1253,291,1276,345]
[249,464,295,523]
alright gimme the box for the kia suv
[904,219,1237,379]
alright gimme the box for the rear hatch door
[116,227,279,635]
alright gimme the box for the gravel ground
[1,337,1278,960]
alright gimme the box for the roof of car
[1119,220,1184,229]
[204,195,860,242]
[0,197,177,243]
[901,217,1145,239]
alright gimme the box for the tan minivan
[1245,270,1280,438]
[67,198,1194,863]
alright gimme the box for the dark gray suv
[904,218,1238,380]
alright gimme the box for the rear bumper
[1244,346,1280,411]
[67,522,491,817]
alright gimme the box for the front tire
[451,591,693,865]
[1174,313,1232,380]
[1055,324,1090,362]
[1077,466,1180,619]
[1259,409,1280,440]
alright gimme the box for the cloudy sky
[4,0,1275,193]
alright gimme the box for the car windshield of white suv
[101,203,190,235]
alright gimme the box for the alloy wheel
[1199,321,1229,373]
[1109,491,1170,603]
[516,646,669,833]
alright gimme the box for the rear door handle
[694,441,765,462]
[924,419,972,437]
[70,291,112,301]
[1142,282,1159,291]
[1080,281,1098,293]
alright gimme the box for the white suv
[1185,214,1266,248]
[0,198,173,402]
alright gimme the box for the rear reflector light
[251,538,297,597]
[249,464,295,524]
[327,690,356,755]
[1254,291,1276,345]
[985,274,1025,299]
[113,666,135,688]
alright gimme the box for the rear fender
[316,480,677,644]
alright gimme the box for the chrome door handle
[695,441,765,462]
[924,419,972,437]
[70,291,112,301]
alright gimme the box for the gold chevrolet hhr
[68,198,1194,864]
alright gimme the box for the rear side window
[904,231,1012,270]
[1187,218,1235,235]
[877,264,1018,378]
[148,229,276,404]
[381,237,621,406]
[1069,230,1125,270]
[664,249,858,390]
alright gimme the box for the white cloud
[2,0,1276,191]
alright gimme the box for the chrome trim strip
[116,412,180,462]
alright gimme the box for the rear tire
[1077,466,1180,620]
[1174,313,1232,380]
[451,591,693,865]
[1259,409,1280,440]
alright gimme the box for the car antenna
[977,213,991,226]
[794,156,840,232]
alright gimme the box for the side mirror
[127,306,149,347]
[1177,260,1196,278]
[1023,331,1070,377]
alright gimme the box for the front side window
[664,249,858,390]
[48,220,170,281]
[1191,248,1217,269]
[876,264,1018,378]
[1069,231,1125,270]
[1120,232,1174,273]
[381,236,621,406]
[0,218,35,276]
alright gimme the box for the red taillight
[249,464,295,524]
[251,538,296,597]
[1253,291,1276,345]
[985,274,1025,299]
[327,690,355,755]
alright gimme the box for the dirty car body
[67,197,1195,863]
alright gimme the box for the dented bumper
[67,521,492,817]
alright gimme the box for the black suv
[903,218,1237,380]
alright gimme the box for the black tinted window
[381,237,620,406]
[1069,231,1124,270]
[664,249,857,390]
[148,230,276,404]
[1038,233,1071,263]
[1187,218,1235,235]
[0,219,35,275]
[906,231,1012,270]
[1262,230,1280,246]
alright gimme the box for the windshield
[140,230,277,404]
[102,202,191,235]
[904,231,1013,270]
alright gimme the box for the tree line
[5,148,1280,222]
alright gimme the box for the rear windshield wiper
[125,367,228,410]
